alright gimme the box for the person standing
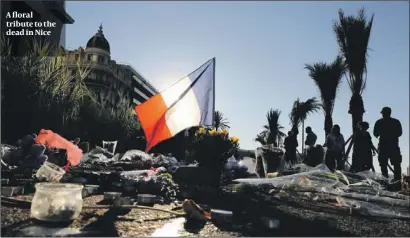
[324,125,345,171]
[284,131,298,164]
[373,107,403,180]
[351,122,377,172]
[304,126,318,166]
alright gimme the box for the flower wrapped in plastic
[187,127,240,186]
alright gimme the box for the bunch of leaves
[187,127,240,168]
[1,36,94,143]
[156,173,180,202]
[78,95,142,151]
[289,97,321,132]
[135,174,179,202]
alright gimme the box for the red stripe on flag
[135,94,172,152]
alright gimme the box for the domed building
[65,24,158,108]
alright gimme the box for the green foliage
[305,56,346,116]
[187,127,240,168]
[305,56,346,136]
[213,110,230,130]
[1,37,93,142]
[1,36,142,148]
[333,8,374,95]
[255,109,286,147]
[261,109,286,146]
[79,97,142,151]
[289,97,321,132]
[333,8,374,133]
[254,132,268,146]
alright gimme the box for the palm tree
[289,98,321,154]
[333,8,374,133]
[213,110,230,130]
[262,109,286,147]
[254,132,267,146]
[305,56,346,137]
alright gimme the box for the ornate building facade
[64,25,158,108]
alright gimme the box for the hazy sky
[65,1,409,173]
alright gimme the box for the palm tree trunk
[324,114,333,137]
[302,120,305,157]
[349,93,365,170]
[349,93,365,133]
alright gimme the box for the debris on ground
[1,135,410,237]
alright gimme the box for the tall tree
[333,8,374,133]
[305,56,346,137]
[213,110,230,131]
[289,98,321,154]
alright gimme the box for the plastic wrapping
[120,150,153,162]
[239,157,256,174]
[225,156,239,170]
[233,163,410,219]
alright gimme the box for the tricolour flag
[135,58,215,152]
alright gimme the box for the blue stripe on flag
[187,58,215,126]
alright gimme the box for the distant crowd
[283,106,403,181]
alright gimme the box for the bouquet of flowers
[187,127,239,169]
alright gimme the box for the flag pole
[212,57,216,121]
[183,128,188,162]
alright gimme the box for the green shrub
[1,36,143,149]
[1,37,94,143]
[79,97,143,152]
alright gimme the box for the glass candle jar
[31,183,83,222]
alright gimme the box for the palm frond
[254,132,267,145]
[289,97,321,129]
[264,109,286,146]
[333,7,374,95]
[305,55,345,116]
[213,110,230,130]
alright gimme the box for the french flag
[135,58,216,152]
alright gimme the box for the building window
[75,54,79,61]
[98,56,104,63]
[87,54,93,61]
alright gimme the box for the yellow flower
[230,136,240,143]
[209,129,217,135]
[198,127,206,134]
[222,129,229,135]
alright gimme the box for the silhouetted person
[325,124,345,171]
[304,126,318,166]
[305,126,317,147]
[351,122,377,172]
[373,107,403,180]
[284,131,298,164]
